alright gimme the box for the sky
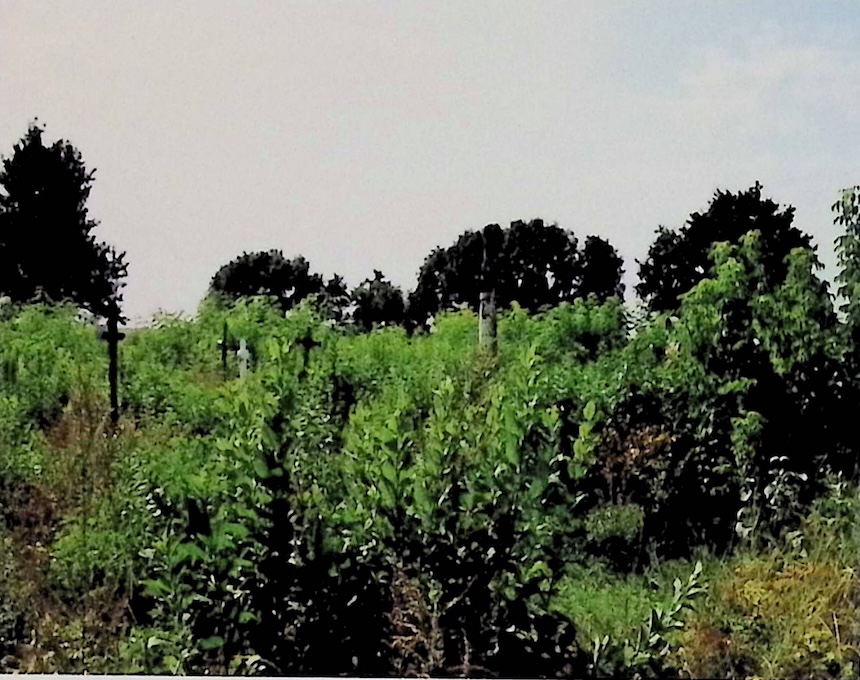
[1,1,859,324]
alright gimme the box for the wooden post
[479,229,497,353]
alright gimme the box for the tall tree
[0,123,127,319]
[208,250,326,313]
[496,219,579,313]
[578,235,625,302]
[409,219,623,326]
[636,182,814,312]
[351,270,406,332]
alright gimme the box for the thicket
[0,218,858,676]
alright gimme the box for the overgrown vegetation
[0,188,858,677]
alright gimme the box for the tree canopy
[408,219,624,326]
[636,182,815,312]
[351,270,407,332]
[208,249,338,314]
[0,123,127,319]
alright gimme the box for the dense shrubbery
[0,223,857,676]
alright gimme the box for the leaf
[583,400,596,421]
[504,441,520,467]
[223,522,250,540]
[199,635,225,651]
[175,542,207,565]
[253,457,271,479]
[238,611,259,624]
[381,461,398,484]
[142,578,170,598]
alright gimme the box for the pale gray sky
[1,1,858,323]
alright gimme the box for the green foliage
[586,560,707,678]
[409,219,625,326]
[350,269,407,331]
[637,182,814,313]
[0,227,856,678]
[207,249,339,316]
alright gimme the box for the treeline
[0,124,835,335]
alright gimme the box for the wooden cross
[297,333,321,376]
[216,320,229,376]
[97,313,125,427]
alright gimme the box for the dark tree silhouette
[578,235,625,302]
[409,219,624,326]
[497,219,579,312]
[0,123,128,319]
[318,273,351,323]
[636,182,815,312]
[208,250,326,313]
[351,270,406,332]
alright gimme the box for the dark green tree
[636,182,814,312]
[578,235,625,302]
[317,273,351,324]
[208,250,326,313]
[496,219,580,313]
[409,219,623,326]
[351,270,406,332]
[0,123,128,319]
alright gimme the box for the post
[478,228,497,353]
[479,289,497,352]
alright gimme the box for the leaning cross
[97,312,125,427]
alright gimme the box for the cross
[97,312,125,427]
[216,320,229,376]
[236,338,251,379]
[297,333,321,376]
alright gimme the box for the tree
[208,250,326,313]
[351,270,406,332]
[409,219,624,326]
[833,186,860,347]
[496,219,579,313]
[317,273,351,324]
[0,123,128,319]
[578,235,625,302]
[636,182,814,312]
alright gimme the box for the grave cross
[297,333,321,376]
[97,312,125,427]
[236,338,251,379]
[216,321,229,377]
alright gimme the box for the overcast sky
[1,1,858,323]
